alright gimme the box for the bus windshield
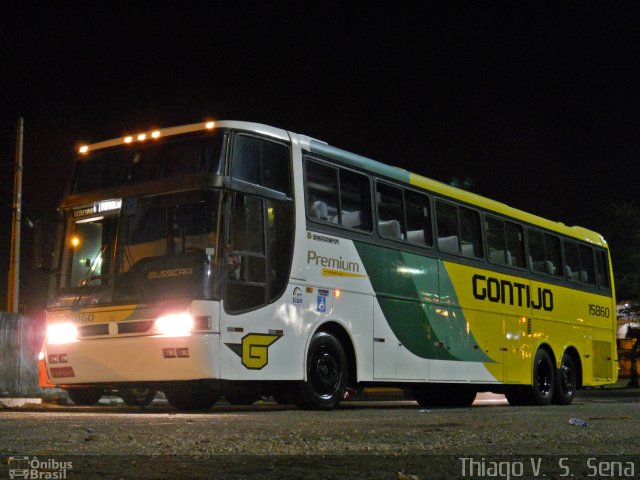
[114,190,221,302]
[61,190,222,306]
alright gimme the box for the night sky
[2,3,640,310]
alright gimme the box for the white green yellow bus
[38,120,617,410]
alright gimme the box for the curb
[0,398,43,408]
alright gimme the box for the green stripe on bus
[308,140,410,184]
[354,241,493,363]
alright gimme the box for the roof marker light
[151,131,161,139]
[137,133,146,141]
[124,136,133,144]
[205,121,215,129]
[79,145,89,154]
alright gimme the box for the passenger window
[232,135,291,196]
[579,245,595,285]
[486,216,507,265]
[595,250,610,289]
[436,201,459,253]
[528,229,546,274]
[405,190,433,247]
[338,169,372,231]
[545,235,562,277]
[528,229,562,277]
[460,207,483,258]
[376,183,404,240]
[435,200,482,258]
[564,241,580,281]
[505,221,525,268]
[305,160,338,222]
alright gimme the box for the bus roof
[75,119,607,248]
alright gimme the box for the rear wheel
[164,381,220,411]
[506,348,555,406]
[291,331,348,410]
[552,353,577,405]
[67,388,103,406]
[120,387,157,407]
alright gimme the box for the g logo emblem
[241,333,281,370]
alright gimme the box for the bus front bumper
[43,333,219,385]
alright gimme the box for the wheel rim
[309,347,340,397]
[535,358,553,397]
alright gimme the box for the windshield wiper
[71,243,109,310]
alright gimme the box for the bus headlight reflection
[155,313,194,337]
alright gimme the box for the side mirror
[33,220,63,272]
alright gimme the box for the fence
[0,312,45,396]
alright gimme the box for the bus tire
[293,331,348,410]
[164,381,220,411]
[507,349,555,406]
[67,387,103,406]
[531,348,555,405]
[552,353,577,405]
[120,387,157,407]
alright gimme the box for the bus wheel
[532,348,555,405]
[293,331,348,410]
[67,388,103,406]
[120,387,157,407]
[507,349,555,406]
[552,353,577,405]
[164,381,220,411]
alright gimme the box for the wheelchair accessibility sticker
[317,295,327,312]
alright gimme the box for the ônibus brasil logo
[8,456,72,479]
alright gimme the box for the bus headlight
[155,313,194,337]
[47,323,78,344]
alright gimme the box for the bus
[37,120,617,410]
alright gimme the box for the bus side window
[486,216,507,265]
[305,160,338,222]
[405,190,432,247]
[232,135,291,196]
[595,250,610,289]
[564,240,580,281]
[528,229,546,273]
[579,244,595,285]
[376,182,405,240]
[436,200,459,253]
[460,207,483,258]
[505,221,525,268]
[339,169,372,232]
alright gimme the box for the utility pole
[7,117,23,314]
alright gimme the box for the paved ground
[1,388,639,479]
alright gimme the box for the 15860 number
[589,304,610,318]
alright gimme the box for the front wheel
[291,331,349,410]
[552,353,577,405]
[67,388,103,406]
